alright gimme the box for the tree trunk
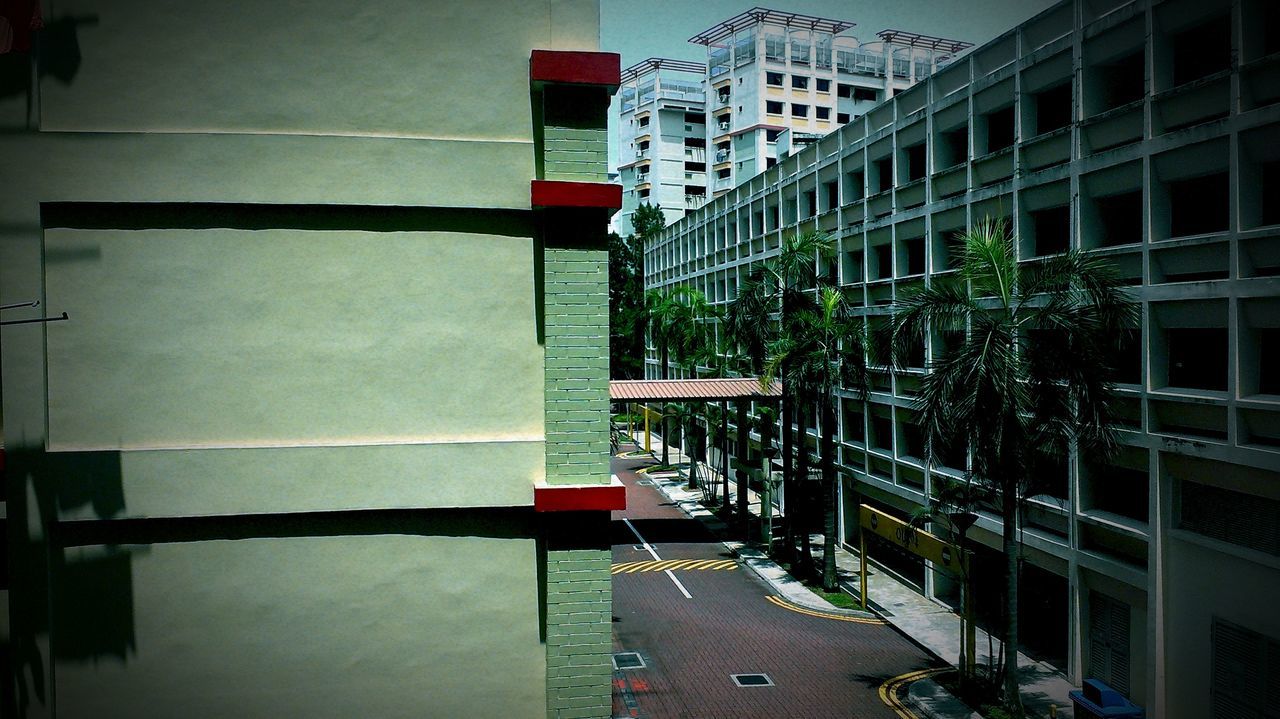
[795,400,814,578]
[735,399,750,538]
[821,391,839,592]
[1001,476,1024,716]
[686,417,699,489]
[781,392,795,562]
[660,344,670,466]
[721,401,731,511]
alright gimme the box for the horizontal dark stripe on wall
[54,506,542,547]
[41,202,535,236]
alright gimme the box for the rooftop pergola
[688,7,855,46]
[620,57,706,83]
[875,29,974,54]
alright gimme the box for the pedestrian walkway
[625,430,1078,719]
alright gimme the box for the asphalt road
[609,452,940,719]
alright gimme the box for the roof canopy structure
[610,377,782,402]
[689,7,855,46]
[620,57,706,83]
[875,29,974,54]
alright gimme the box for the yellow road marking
[763,595,886,624]
[611,559,738,574]
[878,667,950,719]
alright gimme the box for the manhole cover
[731,673,774,687]
[613,652,646,670]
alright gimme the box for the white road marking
[664,569,693,599]
[621,511,693,599]
[622,518,661,561]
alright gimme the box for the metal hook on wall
[0,299,70,326]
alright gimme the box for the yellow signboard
[858,504,967,573]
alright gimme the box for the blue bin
[1069,678,1144,718]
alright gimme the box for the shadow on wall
[0,14,98,128]
[2,446,130,717]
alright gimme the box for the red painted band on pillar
[531,50,621,88]
[531,180,623,210]
[534,483,627,512]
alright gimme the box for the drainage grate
[731,673,774,687]
[612,652,646,670]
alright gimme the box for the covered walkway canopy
[609,377,782,402]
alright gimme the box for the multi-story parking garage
[645,0,1279,716]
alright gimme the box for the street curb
[907,677,983,719]
[642,471,879,619]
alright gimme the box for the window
[638,116,649,127]
[791,75,809,90]
[1169,173,1229,237]
[903,237,925,275]
[853,87,879,102]
[1094,191,1143,247]
[816,106,830,120]
[765,34,785,62]
[905,144,926,181]
[792,103,809,118]
[1031,205,1071,255]
[1034,83,1072,135]
[765,129,781,143]
[985,106,1016,153]
[837,112,850,124]
[766,71,784,86]
[874,157,893,193]
[837,83,853,98]
[1167,327,1228,391]
[816,78,831,93]
[1180,481,1280,558]
[1260,328,1280,395]
[1171,14,1231,87]
[1212,619,1280,719]
[766,100,784,115]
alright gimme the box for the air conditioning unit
[718,121,730,131]
[635,149,645,158]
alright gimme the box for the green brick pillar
[543,514,612,719]
[543,212,611,486]
[531,61,618,719]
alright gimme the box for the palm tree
[726,231,835,566]
[645,286,712,465]
[890,217,1136,716]
[765,286,868,591]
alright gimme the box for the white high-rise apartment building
[693,8,970,197]
[615,8,970,237]
[616,59,708,235]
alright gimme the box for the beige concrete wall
[44,228,542,449]
[52,534,545,719]
[37,0,597,139]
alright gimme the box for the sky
[600,0,1060,170]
